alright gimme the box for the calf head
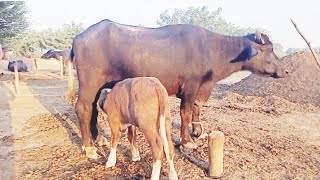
[234,31,287,78]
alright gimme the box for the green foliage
[157,6,263,36]
[157,6,286,57]
[7,22,84,56]
[0,1,29,45]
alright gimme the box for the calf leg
[106,120,121,168]
[128,126,140,161]
[164,114,178,180]
[142,128,164,180]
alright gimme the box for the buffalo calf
[97,77,178,180]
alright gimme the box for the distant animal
[41,49,71,61]
[67,19,288,158]
[97,77,178,180]
[41,49,72,74]
[8,60,28,72]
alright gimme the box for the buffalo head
[41,50,57,59]
[233,31,287,78]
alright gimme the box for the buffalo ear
[230,46,258,63]
[247,46,258,59]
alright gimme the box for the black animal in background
[8,60,28,72]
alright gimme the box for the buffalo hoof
[182,141,198,149]
[192,122,203,138]
[196,132,208,140]
[82,146,99,159]
[192,126,202,137]
[96,135,109,147]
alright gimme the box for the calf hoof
[106,160,116,168]
[169,170,178,180]
[82,146,99,159]
[96,135,109,147]
[132,154,141,162]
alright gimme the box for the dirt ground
[0,53,319,180]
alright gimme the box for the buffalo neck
[209,34,249,82]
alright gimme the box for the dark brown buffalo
[41,49,71,60]
[8,60,28,72]
[41,49,71,75]
[67,19,287,158]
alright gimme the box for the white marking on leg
[168,159,178,180]
[160,115,178,180]
[151,160,161,180]
[106,147,117,167]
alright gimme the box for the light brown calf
[97,77,178,180]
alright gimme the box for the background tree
[7,22,84,57]
[0,1,29,45]
[157,6,262,36]
[157,6,286,57]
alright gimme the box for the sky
[27,0,320,49]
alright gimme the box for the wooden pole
[14,62,20,96]
[208,131,224,178]
[33,59,38,72]
[291,19,320,69]
[59,56,64,79]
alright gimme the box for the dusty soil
[227,51,320,106]
[0,53,319,179]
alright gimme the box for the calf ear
[230,46,258,63]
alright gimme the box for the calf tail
[65,47,76,104]
[156,87,170,161]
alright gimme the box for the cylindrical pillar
[208,131,225,178]
[14,62,20,96]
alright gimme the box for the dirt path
[0,72,319,179]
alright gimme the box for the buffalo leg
[179,90,198,149]
[75,98,98,159]
[76,71,106,159]
[191,103,203,137]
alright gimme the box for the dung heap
[228,51,320,106]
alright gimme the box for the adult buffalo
[41,49,71,60]
[67,19,287,158]
[41,49,71,75]
[8,60,28,72]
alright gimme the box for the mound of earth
[228,51,320,106]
